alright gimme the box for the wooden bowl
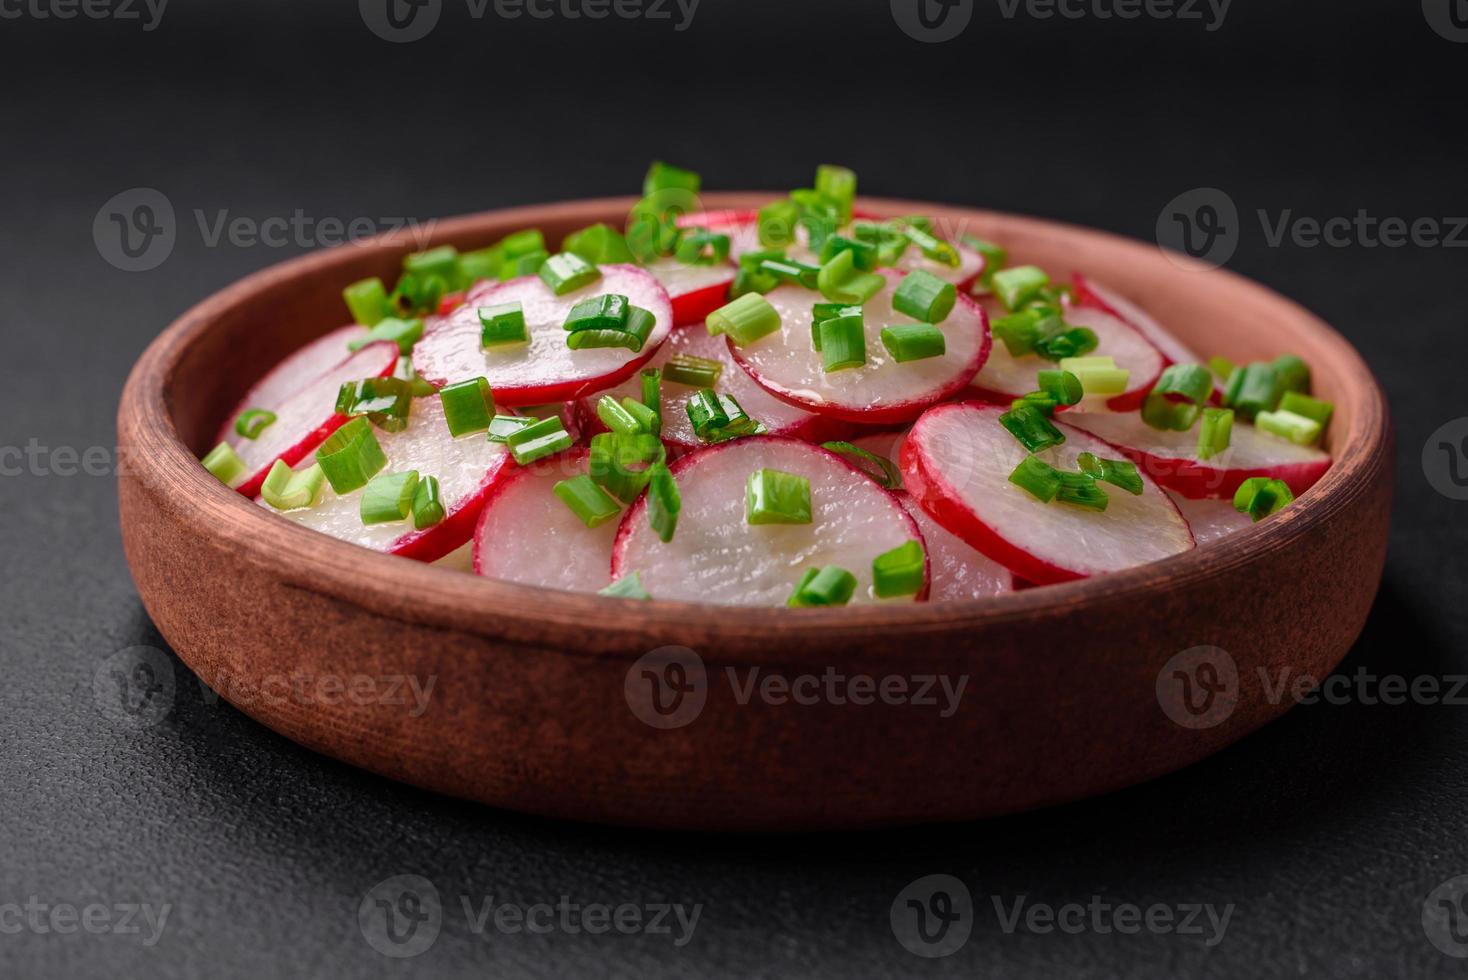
[117,194,1392,831]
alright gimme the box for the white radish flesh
[1165,490,1255,546]
[216,324,367,445]
[894,491,1013,601]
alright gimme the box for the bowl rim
[119,193,1391,648]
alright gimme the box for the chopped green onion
[707,293,782,346]
[787,566,857,608]
[746,468,812,525]
[1153,363,1213,404]
[872,540,926,598]
[1012,393,1059,417]
[1036,369,1084,406]
[554,474,622,528]
[500,249,549,279]
[563,293,630,332]
[819,314,866,373]
[478,302,528,348]
[758,256,821,290]
[348,316,424,355]
[565,305,656,352]
[343,277,394,327]
[234,408,277,440]
[1142,363,1213,431]
[821,441,902,489]
[892,270,957,324]
[621,397,660,434]
[599,572,651,600]
[1056,471,1110,511]
[1233,477,1295,521]
[1207,356,1236,383]
[819,235,879,272]
[814,164,857,223]
[790,188,841,251]
[1222,362,1281,421]
[487,414,536,443]
[1279,391,1334,429]
[597,395,645,435]
[959,235,1007,289]
[589,432,664,503]
[991,265,1050,311]
[643,160,701,197]
[360,470,419,525]
[880,322,945,362]
[1034,325,1098,361]
[640,367,662,435]
[1059,355,1131,396]
[1008,455,1064,503]
[685,389,763,443]
[336,377,414,433]
[1076,452,1143,495]
[1255,408,1323,447]
[315,417,387,494]
[991,309,1042,357]
[438,377,496,437]
[999,403,1065,452]
[501,228,547,260]
[817,248,885,305]
[393,356,439,397]
[411,475,445,530]
[390,270,446,316]
[663,353,723,388]
[458,246,504,284]
[811,302,861,352]
[674,229,731,266]
[404,246,459,285]
[854,220,911,265]
[562,223,635,265]
[758,199,800,248]
[1272,354,1311,395]
[538,252,600,295]
[1197,407,1235,460]
[899,221,960,268]
[505,415,572,464]
[261,460,327,511]
[646,462,680,543]
[201,442,246,486]
[626,194,686,262]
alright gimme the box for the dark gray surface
[3,1,1468,976]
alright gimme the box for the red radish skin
[1073,275,1202,368]
[900,403,1194,585]
[472,448,620,593]
[730,272,991,425]
[611,436,926,606]
[265,394,515,562]
[232,342,399,499]
[216,324,368,445]
[1061,410,1332,499]
[893,491,1013,600]
[643,257,735,328]
[412,264,674,405]
[1165,490,1255,545]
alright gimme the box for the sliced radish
[893,491,1013,601]
[264,394,515,562]
[612,436,925,606]
[900,403,1194,585]
[1165,490,1254,546]
[643,257,735,328]
[730,272,990,425]
[411,264,673,405]
[968,298,1165,412]
[232,341,399,498]
[575,325,850,454]
[216,324,368,445]
[473,448,619,594]
[1062,409,1332,499]
[1073,275,1202,368]
[851,428,910,463]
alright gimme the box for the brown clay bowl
[117,193,1392,831]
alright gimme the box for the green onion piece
[404,245,459,285]
[820,441,902,489]
[234,408,277,440]
[500,249,549,279]
[389,270,446,317]
[728,265,778,299]
[336,377,413,433]
[1142,363,1213,431]
[892,270,957,324]
[899,221,960,268]
[746,468,813,525]
[757,257,820,290]
[959,235,1007,289]
[538,252,600,295]
[819,235,879,272]
[563,293,630,333]
[1197,407,1235,460]
[1034,325,1098,361]
[880,323,945,363]
[597,395,645,435]
[438,377,496,437]
[1233,477,1295,522]
[872,540,926,598]
[643,160,701,197]
[999,403,1065,452]
[817,249,885,305]
[626,195,684,262]
[553,474,622,528]
[1012,393,1059,417]
[1056,471,1110,511]
[1008,455,1064,502]
[458,246,505,284]
[810,302,862,352]
[393,356,439,397]
[487,414,535,443]
[640,368,662,435]
[685,390,763,443]
[1036,369,1084,406]
[787,566,857,607]
[411,475,446,530]
[1222,362,1281,421]
[360,470,420,525]
[991,265,1050,312]
[674,229,731,266]
[1207,356,1236,383]
[505,415,572,464]
[478,302,528,348]
[500,228,546,259]
[562,223,635,265]
[1255,408,1323,447]
[663,353,723,388]
[599,572,651,600]
[621,397,660,434]
[1059,355,1131,396]
[1153,363,1213,404]
[819,315,866,373]
[565,305,656,352]
[201,442,246,487]
[1076,452,1143,495]
[589,432,664,503]
[343,277,393,327]
[261,460,327,511]
[991,309,1041,357]
[707,293,782,346]
[814,164,857,223]
[1279,391,1334,429]
[854,220,912,265]
[315,417,387,494]
[348,316,424,355]
[1272,354,1311,395]
[758,199,800,248]
[790,188,841,251]
[646,462,680,543]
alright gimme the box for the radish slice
[265,395,514,562]
[968,299,1165,412]
[1062,409,1332,499]
[900,403,1194,585]
[612,436,925,606]
[473,448,619,594]
[730,272,990,425]
[232,342,399,498]
[1073,275,1202,368]
[851,429,910,463]
[216,325,367,445]
[411,264,673,405]
[643,257,735,328]
[893,491,1013,601]
[575,325,850,454]
[1166,490,1254,546]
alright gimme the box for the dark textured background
[3,1,1467,976]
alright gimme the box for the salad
[198,162,1335,606]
